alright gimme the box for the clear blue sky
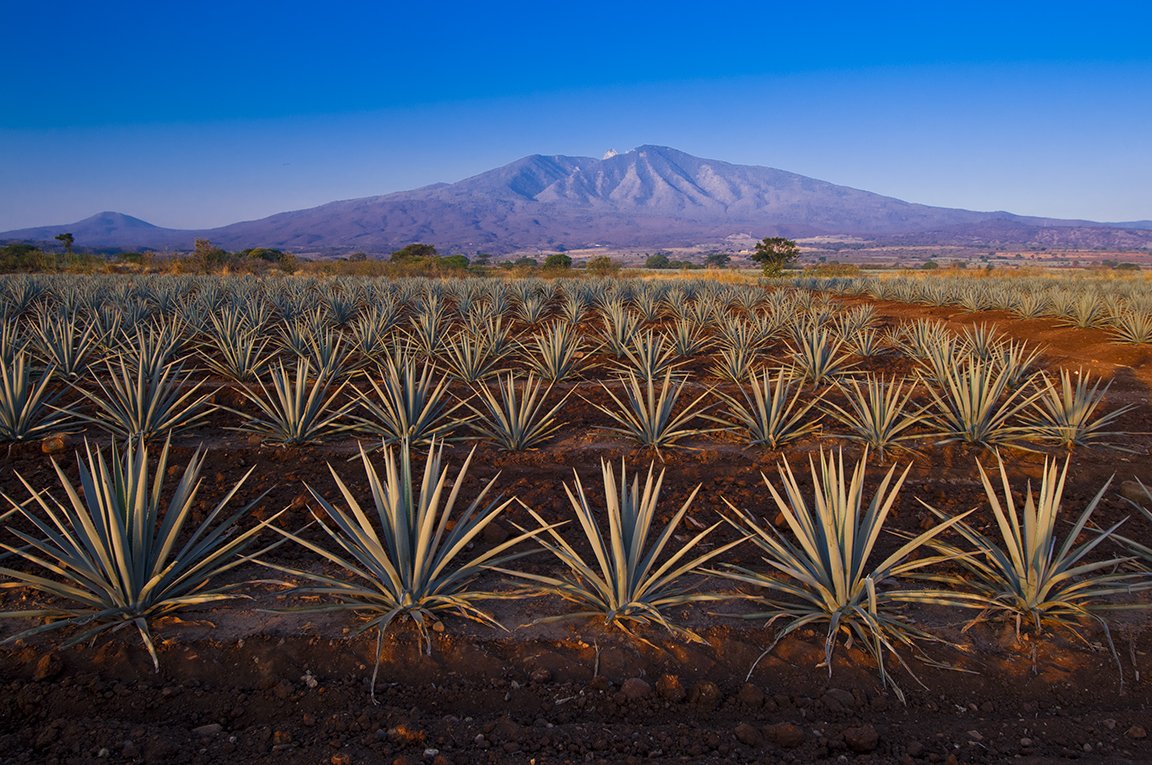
[2,1,1150,230]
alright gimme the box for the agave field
[1,271,1152,764]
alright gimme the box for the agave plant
[788,326,856,385]
[0,439,272,670]
[718,367,823,449]
[511,460,742,641]
[264,440,541,700]
[230,359,356,445]
[591,370,718,454]
[669,318,712,357]
[465,373,573,451]
[355,357,468,446]
[615,331,680,382]
[922,358,1040,448]
[1108,307,1152,345]
[823,375,925,458]
[201,320,274,382]
[0,352,67,441]
[71,356,213,441]
[1025,368,1134,450]
[714,449,972,700]
[522,321,587,382]
[920,455,1148,652]
[438,329,507,384]
[30,309,101,378]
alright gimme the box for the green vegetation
[751,236,800,276]
[266,441,541,699]
[0,439,271,670]
[514,460,741,641]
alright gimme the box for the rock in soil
[656,674,686,702]
[764,722,805,749]
[620,677,652,701]
[735,722,763,747]
[844,724,880,753]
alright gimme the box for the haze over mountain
[4,146,1150,254]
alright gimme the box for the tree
[544,253,573,269]
[751,236,800,277]
[247,247,286,262]
[704,252,731,268]
[191,239,230,272]
[440,254,470,269]
[585,256,617,275]
[511,256,538,268]
[390,243,438,262]
[645,252,671,269]
[55,232,74,255]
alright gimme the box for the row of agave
[2,437,1151,702]
[0,280,1135,456]
[798,272,1152,344]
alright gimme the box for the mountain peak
[3,146,1149,254]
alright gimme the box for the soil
[2,293,1152,764]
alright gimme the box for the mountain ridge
[4,146,1150,254]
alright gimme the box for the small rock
[193,724,223,737]
[737,683,765,707]
[764,722,805,749]
[272,730,293,746]
[690,681,722,707]
[529,668,552,684]
[1020,737,1033,747]
[843,724,879,754]
[481,520,511,545]
[656,674,686,703]
[907,740,923,757]
[41,434,70,454]
[391,757,417,765]
[621,677,652,701]
[967,730,984,743]
[1127,725,1147,740]
[1103,719,1117,731]
[33,653,63,682]
[422,748,439,759]
[735,722,763,747]
[822,687,856,712]
[432,757,452,765]
[330,754,352,765]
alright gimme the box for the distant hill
[4,145,1150,254]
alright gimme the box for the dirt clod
[843,724,879,753]
[765,722,805,749]
[620,677,652,701]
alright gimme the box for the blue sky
[2,1,1150,230]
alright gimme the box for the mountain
[4,146,1150,254]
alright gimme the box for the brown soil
[3,296,1152,764]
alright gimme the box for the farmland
[1,271,1152,764]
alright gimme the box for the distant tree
[440,254,470,269]
[511,256,538,268]
[347,251,368,262]
[751,236,800,277]
[544,253,573,269]
[390,243,438,262]
[191,239,230,272]
[247,247,286,262]
[704,252,731,268]
[921,260,939,270]
[55,232,74,255]
[585,255,617,275]
[472,252,492,266]
[645,253,671,269]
